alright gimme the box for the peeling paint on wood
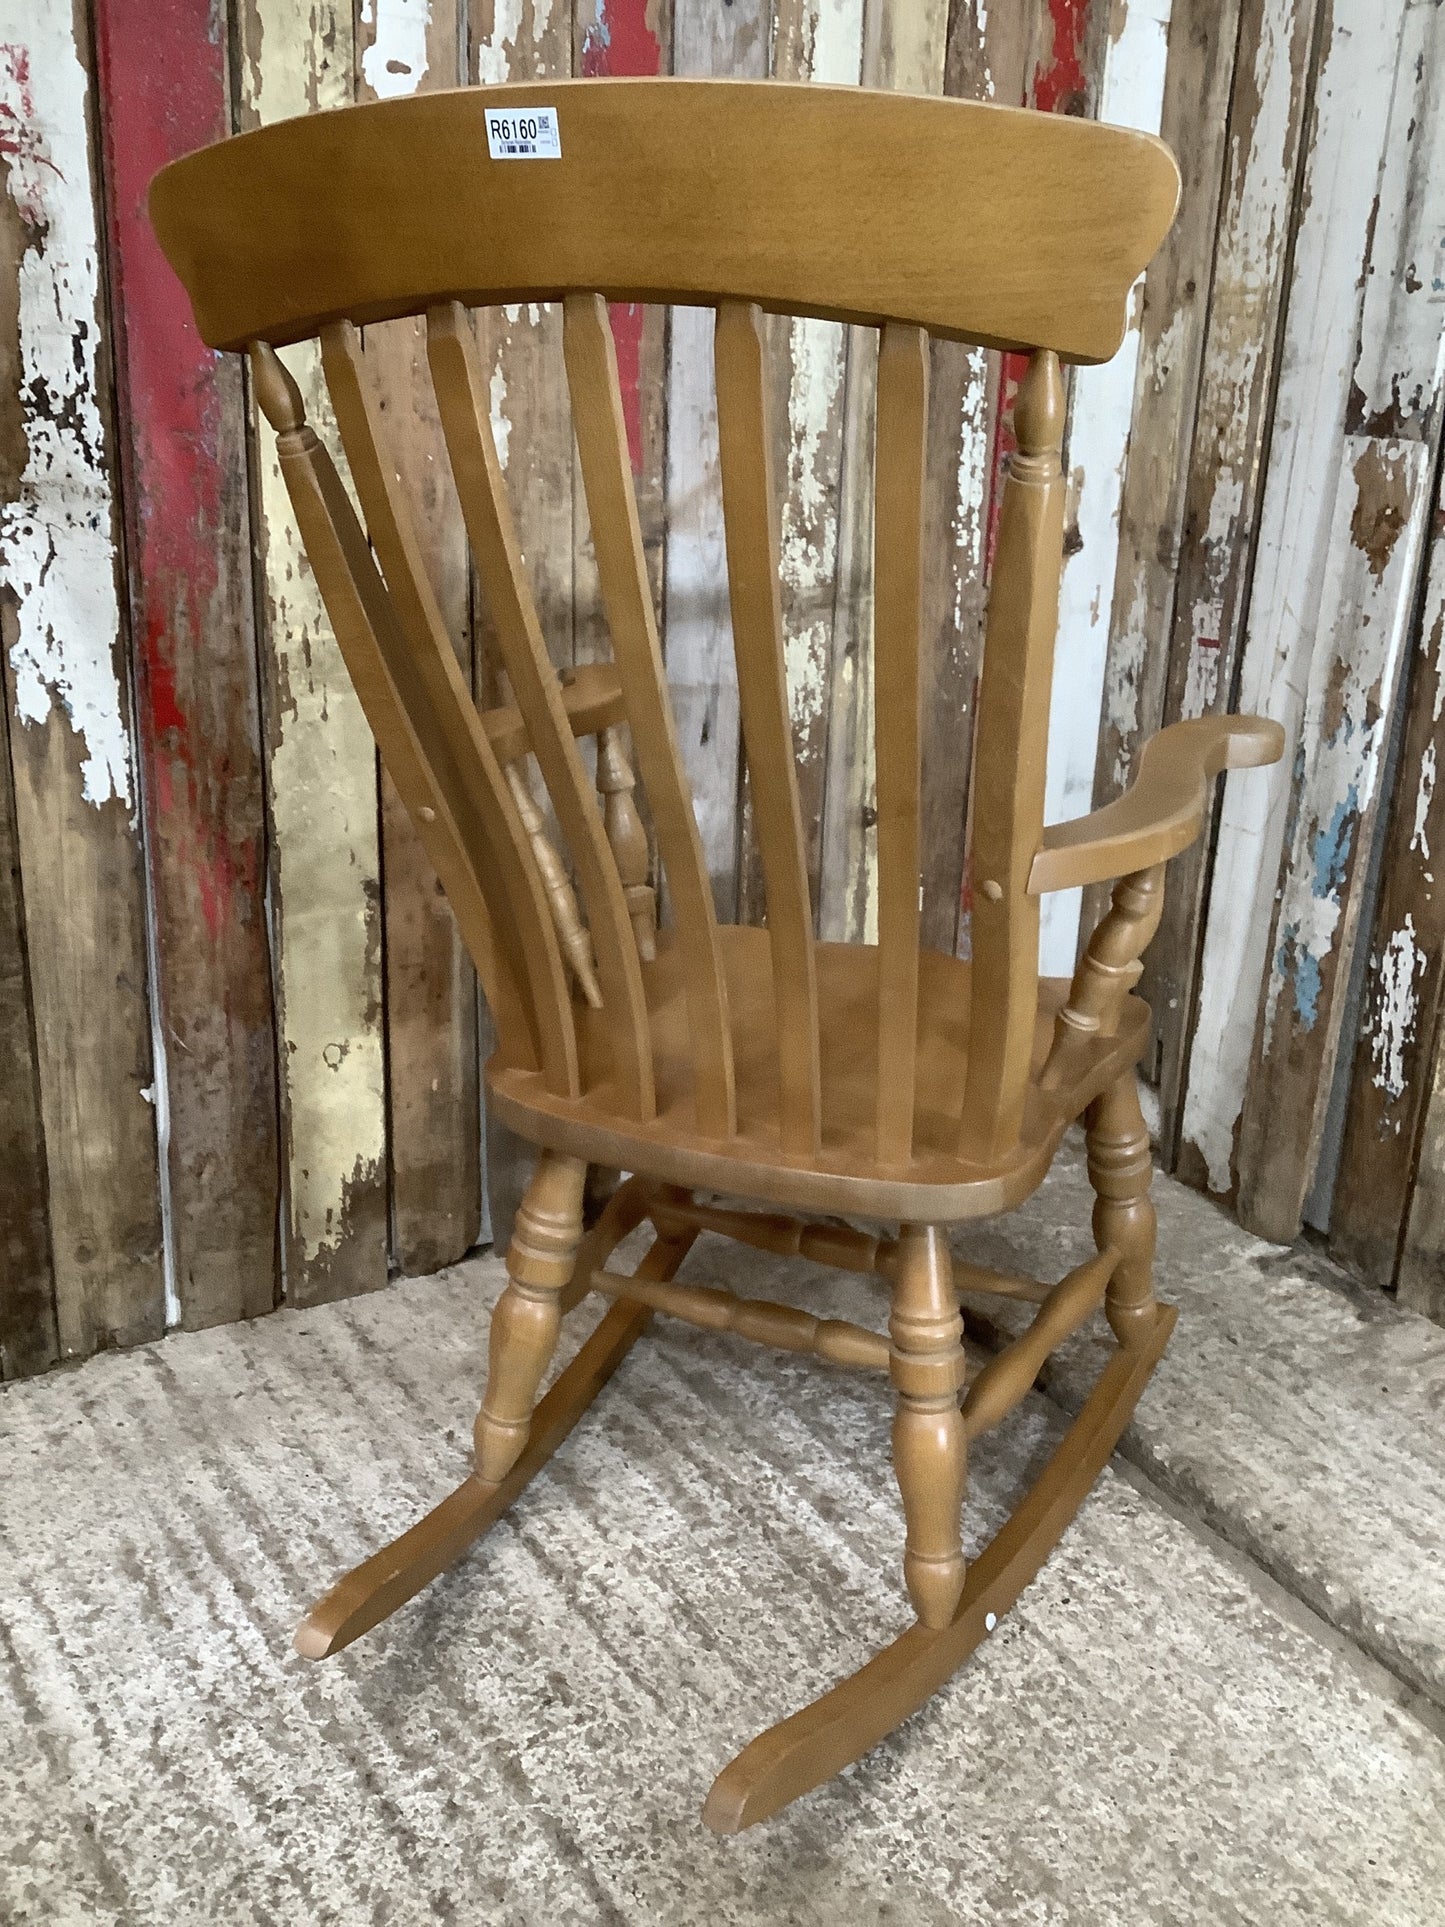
[94,0,280,1330]
[1039,0,1173,978]
[1184,0,1444,1238]
[1148,0,1324,1155]
[665,0,768,921]
[239,0,389,1307]
[1091,0,1244,985]
[1334,464,1445,1287]
[358,0,480,1277]
[818,0,949,946]
[0,1,164,1357]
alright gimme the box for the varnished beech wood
[703,1300,1178,1833]
[248,342,548,1083]
[151,81,1181,363]
[962,351,1067,1166]
[873,325,929,1166]
[474,1150,587,1483]
[715,301,821,1158]
[294,1194,696,1659]
[589,1267,891,1372]
[154,80,1288,1830]
[426,300,656,1122]
[1029,714,1286,894]
[563,292,735,1139]
[888,1226,967,1628]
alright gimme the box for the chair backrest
[151,79,1179,1171]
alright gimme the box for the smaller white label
[485,106,562,161]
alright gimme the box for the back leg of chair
[475,1150,588,1484]
[888,1225,969,1628]
[1086,1071,1159,1349]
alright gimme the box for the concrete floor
[2,1147,1443,1925]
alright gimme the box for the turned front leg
[1086,1072,1158,1348]
[475,1152,587,1484]
[889,1224,968,1629]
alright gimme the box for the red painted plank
[578,0,664,472]
[94,0,279,1328]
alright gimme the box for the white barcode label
[484,107,562,161]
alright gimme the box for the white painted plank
[1180,0,1428,1200]
[1039,0,1173,976]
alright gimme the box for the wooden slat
[1182,0,1441,1233]
[664,0,770,923]
[236,0,387,1309]
[93,0,280,1331]
[471,0,578,1250]
[572,0,673,666]
[0,7,165,1358]
[564,292,736,1139]
[1332,461,1445,1288]
[873,323,929,1167]
[1147,0,1324,1148]
[356,0,480,1277]
[961,351,1066,1165]
[0,694,56,1378]
[715,300,821,1158]
[316,324,576,1088]
[1038,0,1174,978]
[1089,0,1244,948]
[818,0,951,949]
[427,301,655,1122]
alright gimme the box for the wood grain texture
[0,4,165,1359]
[1231,0,1445,1242]
[1333,461,1445,1289]
[818,0,949,948]
[357,0,480,1278]
[237,0,388,1310]
[665,0,769,923]
[1039,0,1173,979]
[94,0,279,1330]
[1183,0,1441,1235]
[1147,0,1323,1151]
[1091,0,1243,944]
[0,689,55,1378]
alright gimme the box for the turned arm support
[1027,714,1284,896]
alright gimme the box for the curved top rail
[150,79,1179,364]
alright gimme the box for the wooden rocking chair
[151,79,1283,1830]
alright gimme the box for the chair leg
[888,1224,968,1629]
[475,1150,588,1485]
[1086,1070,1159,1349]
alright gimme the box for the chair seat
[488,924,1149,1222]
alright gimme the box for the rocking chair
[151,78,1283,1829]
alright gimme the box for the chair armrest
[1027,714,1285,895]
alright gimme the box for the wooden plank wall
[4,0,1445,1382]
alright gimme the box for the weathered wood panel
[817,0,950,946]
[238,0,389,1308]
[1088,0,1243,952]
[1146,0,1322,1146]
[918,0,1028,959]
[1232,1,1445,1242]
[733,0,864,928]
[665,0,769,922]
[0,4,165,1358]
[357,0,481,1278]
[1181,0,1436,1231]
[0,689,55,1378]
[472,0,582,1250]
[94,0,280,1330]
[1039,0,1173,978]
[1334,457,1445,1289]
